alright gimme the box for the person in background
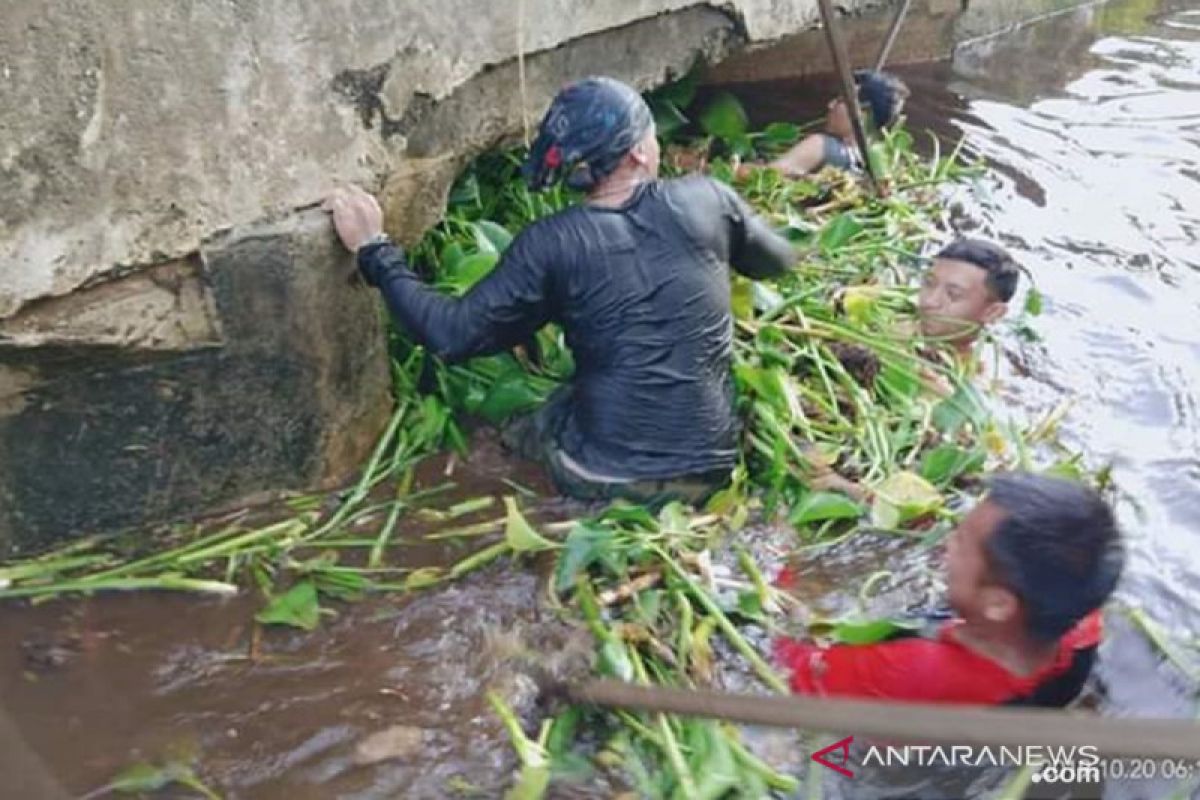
[917,237,1021,358]
[325,77,796,506]
[775,472,1123,706]
[767,70,910,177]
[808,237,1022,501]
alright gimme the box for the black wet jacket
[358,175,795,480]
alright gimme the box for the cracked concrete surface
[1,0,884,548]
[0,257,221,351]
[0,0,890,321]
[10,0,1073,547]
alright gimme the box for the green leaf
[598,638,634,682]
[597,503,657,530]
[730,276,754,321]
[810,617,921,645]
[477,375,543,423]
[790,491,863,526]
[255,580,321,630]
[1012,320,1041,343]
[473,220,513,253]
[888,127,915,155]
[506,764,550,800]
[932,383,989,435]
[109,762,173,793]
[841,285,881,325]
[312,568,371,600]
[652,70,699,109]
[553,523,613,594]
[545,707,583,759]
[1043,458,1087,482]
[877,362,921,401]
[752,282,786,315]
[657,502,689,535]
[633,589,664,628]
[761,122,801,147]
[919,444,986,486]
[819,213,863,252]
[783,208,818,236]
[1124,606,1200,684]
[689,724,739,800]
[448,172,481,208]
[729,132,756,159]
[736,366,790,411]
[649,98,689,140]
[867,141,890,180]
[504,497,556,553]
[735,590,766,622]
[446,252,499,292]
[870,471,943,529]
[403,567,444,591]
[1024,286,1044,316]
[487,692,551,800]
[698,91,749,143]
[439,241,466,272]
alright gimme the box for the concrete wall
[0,0,1085,550]
[706,0,1102,84]
[1,0,899,551]
[2,0,901,309]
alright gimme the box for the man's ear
[980,586,1020,624]
[982,301,1008,325]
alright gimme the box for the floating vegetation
[0,81,1118,798]
[80,758,220,800]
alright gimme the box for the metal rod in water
[874,0,913,71]
[816,0,881,194]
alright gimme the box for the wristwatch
[357,232,391,251]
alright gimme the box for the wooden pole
[816,0,881,194]
[566,679,1200,761]
[874,0,913,72]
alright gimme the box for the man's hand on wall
[323,186,384,252]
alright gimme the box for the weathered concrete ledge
[0,0,896,552]
[705,0,1104,84]
[0,210,391,554]
[1,0,1079,551]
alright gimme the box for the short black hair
[936,238,1021,302]
[983,472,1124,643]
[854,70,910,130]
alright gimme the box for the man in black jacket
[326,77,795,504]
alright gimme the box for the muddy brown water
[4,1,1200,798]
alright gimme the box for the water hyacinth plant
[0,78,1138,799]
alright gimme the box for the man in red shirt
[775,472,1124,706]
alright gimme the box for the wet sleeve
[777,638,955,700]
[713,180,796,280]
[773,636,1013,704]
[357,230,553,364]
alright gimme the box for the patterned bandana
[523,76,654,192]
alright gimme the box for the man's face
[918,257,1008,343]
[945,499,1019,625]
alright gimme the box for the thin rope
[517,0,531,147]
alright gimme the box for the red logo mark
[811,735,855,778]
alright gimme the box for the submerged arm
[768,134,829,177]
